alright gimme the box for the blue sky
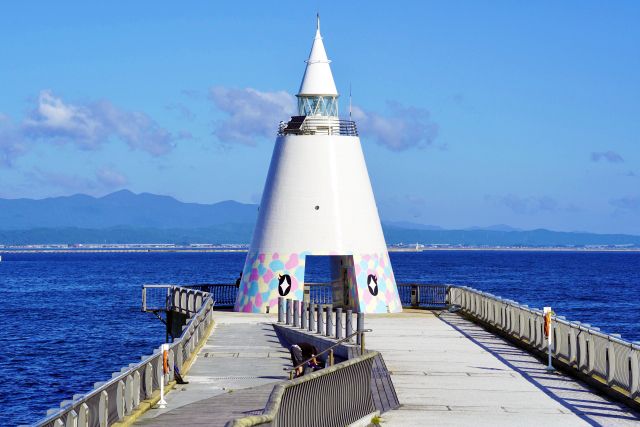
[0,1,638,234]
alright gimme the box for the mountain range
[1,190,638,247]
[0,190,258,229]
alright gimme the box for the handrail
[449,285,640,400]
[285,328,373,379]
[227,351,381,427]
[453,285,640,350]
[277,117,359,137]
[34,285,215,427]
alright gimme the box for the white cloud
[610,195,640,212]
[484,194,560,215]
[23,90,104,149]
[95,166,128,188]
[21,90,179,156]
[0,114,28,167]
[208,88,438,150]
[24,166,129,193]
[591,150,624,163]
[352,101,439,151]
[209,87,295,146]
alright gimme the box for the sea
[2,250,639,425]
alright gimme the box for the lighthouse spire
[297,15,339,116]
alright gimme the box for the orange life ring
[163,349,169,374]
[543,312,551,337]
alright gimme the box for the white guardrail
[449,286,640,400]
[33,286,214,427]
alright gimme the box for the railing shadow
[438,312,640,425]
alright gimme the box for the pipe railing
[285,328,374,380]
[303,282,333,305]
[182,283,238,307]
[397,283,449,308]
[277,117,359,137]
[34,285,215,427]
[449,286,640,400]
[144,283,452,310]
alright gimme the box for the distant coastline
[1,245,639,254]
[2,191,640,249]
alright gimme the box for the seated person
[289,342,325,377]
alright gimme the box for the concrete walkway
[366,310,640,426]
[136,311,289,426]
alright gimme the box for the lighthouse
[234,17,402,314]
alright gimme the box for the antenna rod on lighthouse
[349,84,352,120]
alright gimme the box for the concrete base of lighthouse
[234,251,402,314]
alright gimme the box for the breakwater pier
[33,284,640,426]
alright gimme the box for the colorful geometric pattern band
[234,251,401,313]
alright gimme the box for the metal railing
[277,117,359,137]
[141,283,172,312]
[183,283,238,307]
[35,286,215,427]
[285,329,373,380]
[298,283,450,307]
[397,284,449,308]
[338,119,358,136]
[226,351,386,427]
[143,283,451,310]
[304,282,332,305]
[449,286,640,400]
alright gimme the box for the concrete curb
[347,410,380,427]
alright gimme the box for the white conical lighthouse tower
[235,17,402,314]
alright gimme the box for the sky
[0,1,638,234]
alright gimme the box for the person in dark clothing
[290,342,324,377]
[235,271,242,287]
[174,365,189,384]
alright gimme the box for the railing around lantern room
[277,115,358,137]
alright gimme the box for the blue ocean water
[1,250,639,425]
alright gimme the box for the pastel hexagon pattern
[234,251,401,313]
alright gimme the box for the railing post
[317,305,324,335]
[278,297,285,323]
[286,299,292,325]
[142,286,147,312]
[329,349,334,366]
[309,302,315,332]
[78,403,89,427]
[98,390,109,427]
[411,284,418,307]
[346,309,353,342]
[326,306,333,338]
[296,300,302,327]
[301,301,308,329]
[356,313,364,345]
[66,410,78,427]
[360,331,366,355]
[335,308,343,339]
[176,342,184,370]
